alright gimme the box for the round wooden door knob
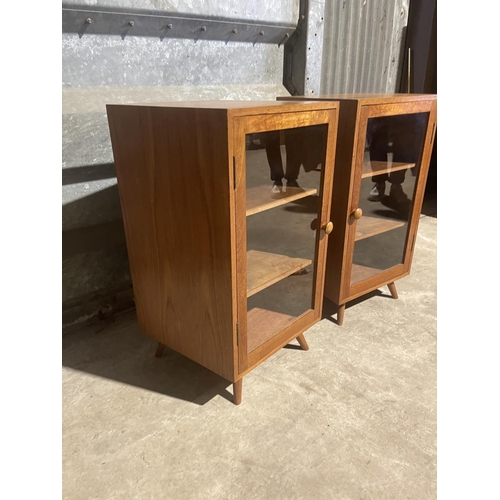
[323,221,333,234]
[351,208,363,220]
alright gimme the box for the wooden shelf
[350,263,382,284]
[246,250,312,298]
[246,185,317,216]
[355,216,405,241]
[361,161,415,179]
[247,307,297,353]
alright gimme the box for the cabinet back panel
[107,106,234,381]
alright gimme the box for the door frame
[343,100,437,301]
[233,108,338,374]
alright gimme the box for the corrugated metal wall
[321,0,409,93]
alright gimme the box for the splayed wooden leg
[296,333,309,351]
[233,378,243,405]
[337,303,346,326]
[233,379,242,405]
[387,282,399,299]
[155,342,166,358]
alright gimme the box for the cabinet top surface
[106,100,339,116]
[279,93,436,104]
[106,99,339,117]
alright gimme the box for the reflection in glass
[351,112,428,286]
[245,125,327,353]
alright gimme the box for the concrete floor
[62,213,436,500]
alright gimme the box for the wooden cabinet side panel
[324,100,359,304]
[107,106,235,381]
[107,107,161,337]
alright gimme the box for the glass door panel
[244,125,327,353]
[350,112,429,286]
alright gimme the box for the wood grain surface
[107,105,235,380]
[279,93,436,105]
[246,250,312,298]
[247,307,297,353]
[354,216,405,241]
[233,105,338,374]
[246,185,317,216]
[107,100,341,390]
[361,160,415,178]
[279,95,437,313]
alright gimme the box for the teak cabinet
[106,101,339,404]
[279,94,437,324]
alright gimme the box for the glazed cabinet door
[345,100,437,299]
[233,109,338,374]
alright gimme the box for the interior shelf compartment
[246,250,312,298]
[350,263,383,285]
[246,307,297,353]
[361,160,415,179]
[354,216,405,241]
[246,185,317,216]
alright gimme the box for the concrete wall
[62,0,299,327]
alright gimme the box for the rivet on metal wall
[278,32,290,47]
[159,23,173,40]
